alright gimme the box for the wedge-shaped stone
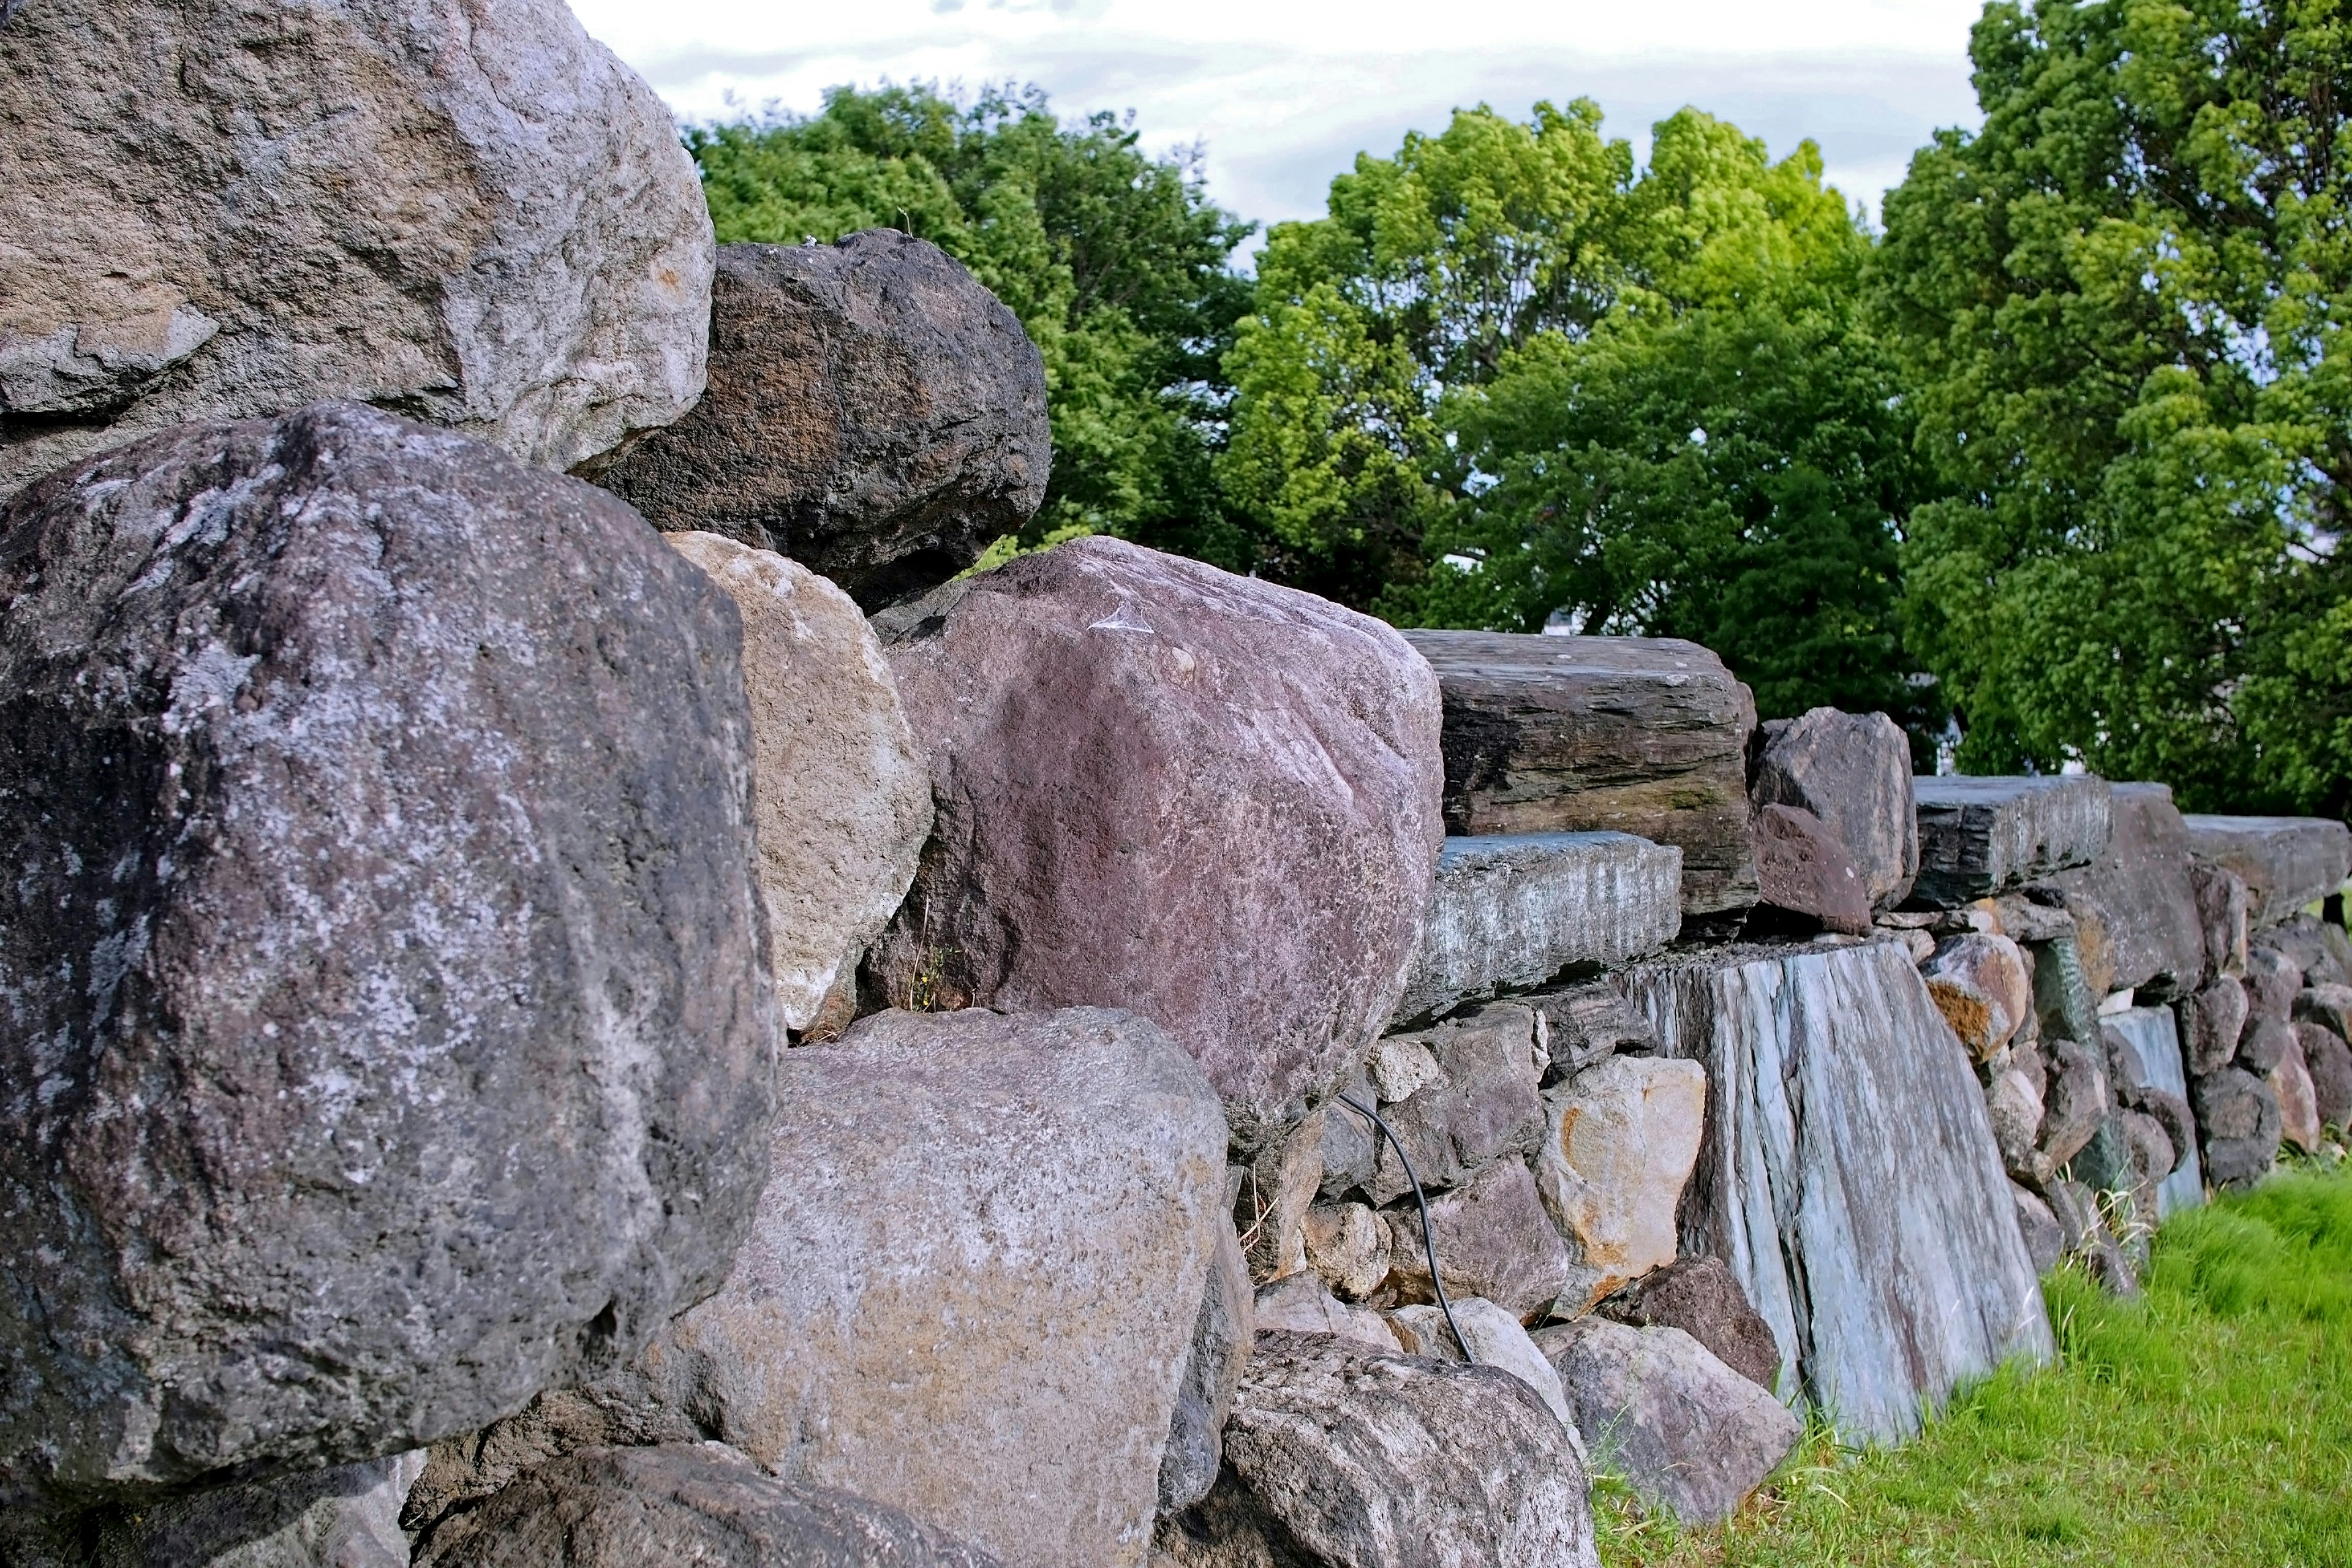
[1622,941,2054,1443]
[2029,783,2205,997]
[1909,775,2113,907]
[1750,706,1919,908]
[1401,631,1758,916]
[2183,814,2352,929]
[1394,832,1682,1023]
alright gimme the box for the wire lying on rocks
[1332,1093,1475,1366]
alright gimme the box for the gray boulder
[0,404,775,1502]
[1749,706,1919,908]
[1159,1223,1256,1513]
[1910,775,2113,907]
[1364,1005,1547,1205]
[2240,1016,2296,1074]
[1593,1256,1782,1393]
[2179,977,2251,1077]
[2027,782,2206,998]
[2036,1036,2110,1182]
[1534,1317,1801,1526]
[1400,631,1758,916]
[868,537,1444,1150]
[2011,1183,2064,1275]
[2045,1178,2139,1296]
[10,1451,427,1568]
[2267,914,2352,986]
[415,1445,1000,1568]
[1154,1331,1600,1568]
[1393,832,1681,1024]
[2184,815,2352,929]
[2244,945,2304,1023]
[0,0,711,499]
[596,236,1049,608]
[2193,1067,2283,1188]
[2192,859,2252,980]
[1382,1158,1575,1322]
[2296,1021,2352,1131]
[1623,941,2053,1442]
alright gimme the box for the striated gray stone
[868,537,1443,1150]
[1365,1005,1546,1205]
[1520,983,1662,1078]
[2193,1067,2282,1188]
[1153,1331,1599,1568]
[0,404,775,1504]
[2104,1007,2203,1216]
[666,534,932,1032]
[1393,832,1681,1023]
[1750,706,1919,908]
[1909,775,2113,907]
[1593,1257,1782,1393]
[0,0,712,498]
[1623,941,2053,1442]
[2184,815,2352,930]
[416,1445,1001,1568]
[1534,1317,1801,1526]
[2045,1178,2139,1296]
[2029,783,2206,998]
[597,236,1049,608]
[1382,1159,1574,1322]
[1401,631,1758,916]
[1159,1223,1255,1514]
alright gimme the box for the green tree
[690,85,1257,566]
[1878,0,2352,814]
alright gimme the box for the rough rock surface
[1520,984,1663,1077]
[2271,1039,2324,1153]
[2105,1007,2204,1216]
[2184,815,2352,929]
[598,236,1049,608]
[1749,706,1918,908]
[869,538,1443,1148]
[2297,1021,2352,1131]
[1749,803,1872,935]
[2011,1184,2065,1275]
[1251,1274,1400,1355]
[1623,941,2054,1442]
[2180,978,2252,1077]
[1400,631,1758,916]
[1383,1159,1574,1321]
[1593,1257,1782,1393]
[0,0,712,499]
[2269,915,2352,986]
[2192,861,2252,979]
[1387,1298,1577,1433]
[26,1450,428,1568]
[1985,1064,2045,1185]
[2193,1067,2283,1188]
[1537,1317,1800,1526]
[1909,775,2113,907]
[416,1445,1001,1568]
[665,533,931,1030]
[1394,832,1682,1023]
[1302,1203,1395,1300]
[1536,1057,1709,1316]
[2037,1037,2109,1180]
[0,404,775,1502]
[1153,1332,1600,1568]
[2240,1016,2296,1075]
[2296,983,2352,1039]
[2029,783,2206,998]
[1160,1223,1256,1513]
[1920,932,2032,1061]
[2243,945,2305,1025]
[1365,1005,1546,1205]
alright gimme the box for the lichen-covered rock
[1750,706,1918,908]
[665,534,930,1031]
[1535,1056,1709,1316]
[1910,775,2113,907]
[1382,1159,1574,1322]
[0,404,775,1503]
[1365,1004,1546,1205]
[415,1445,1002,1568]
[1153,1332,1600,1568]
[1920,932,2032,1061]
[867,538,1442,1148]
[2183,815,2352,929]
[597,236,1049,608]
[2029,782,2206,998]
[1624,941,2053,1442]
[1393,832,1681,1023]
[0,0,712,497]
[1592,1256,1782,1393]
[1536,1317,1800,1526]
[1400,631,1758,916]
[1749,802,1872,935]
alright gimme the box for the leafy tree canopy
[1878,0,2352,813]
[690,84,1257,565]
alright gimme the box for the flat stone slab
[1393,832,1683,1023]
[1909,774,2113,907]
[2106,1005,2203,1218]
[1620,940,2054,1444]
[1401,631,1757,916]
[2182,814,2352,929]
[2029,782,2204,997]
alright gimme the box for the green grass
[1597,1162,2352,1567]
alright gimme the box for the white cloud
[569,0,1987,233]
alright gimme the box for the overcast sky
[567,0,1991,244]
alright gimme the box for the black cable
[1333,1093,1475,1366]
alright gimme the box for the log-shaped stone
[1909,774,2113,907]
[2183,814,2352,929]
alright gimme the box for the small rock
[1921,932,2033,1061]
[2011,1183,2064,1275]
[1593,1257,1782,1393]
[2296,983,2352,1039]
[58,1451,426,1568]
[1535,1057,1709,1315]
[1253,1273,1402,1355]
[1749,706,1919,908]
[2244,946,2304,1021]
[2296,1022,2352,1130]
[1303,1204,1395,1301]
[2271,1038,2325,1153]
[2036,1037,2110,1181]
[1910,774,2113,907]
[1154,1332,1600,1568]
[1985,1067,2046,1185]
[1749,802,1874,935]
[1314,1073,1381,1199]
[1383,1159,1575,1321]
[1891,925,1937,963]
[1236,1111,1325,1283]
[1388,1297,1580,1436]
[2182,815,2352,930]
[2192,1068,2283,1188]
[2240,1016,2297,1075]
[415,1444,1001,1568]
[1160,1223,1256,1513]
[2179,978,2252,1077]
[2044,1179,2139,1296]
[2190,860,2252,981]
[1534,1317,1802,1526]
[1366,1005,1547,1205]
[2264,914,2352,987]
[598,235,1049,608]
[1520,983,1662,1078]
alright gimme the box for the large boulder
[0,0,712,499]
[2183,815,2352,929]
[597,236,1049,609]
[407,1007,1226,1568]
[868,538,1444,1147]
[1909,774,2113,907]
[415,1445,1001,1568]
[1593,1257,1782,1393]
[2028,782,2206,997]
[1535,1056,1709,1316]
[1534,1316,1801,1526]
[1622,941,2054,1442]
[664,533,932,1031]
[1154,1332,1600,1568]
[1400,631,1758,916]
[0,404,776,1503]
[1749,706,1918,908]
[1393,832,1681,1024]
